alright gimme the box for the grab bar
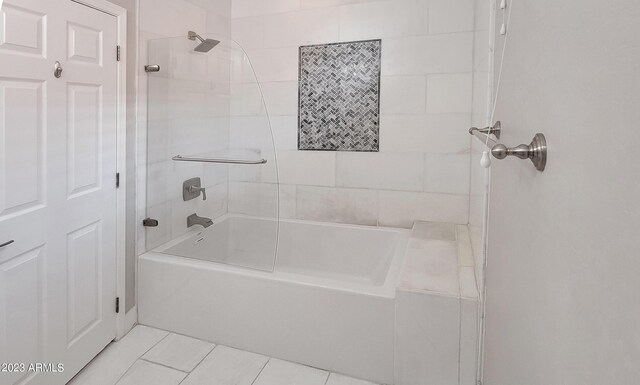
[172,155,267,165]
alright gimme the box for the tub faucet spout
[187,213,213,228]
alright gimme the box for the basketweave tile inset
[298,39,381,152]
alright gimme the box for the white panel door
[0,1,119,384]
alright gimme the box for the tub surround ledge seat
[395,221,479,385]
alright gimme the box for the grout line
[112,330,172,384]
[177,345,219,385]
[322,371,331,385]
[239,32,475,54]
[250,357,271,385]
[190,343,219,373]
[139,357,190,373]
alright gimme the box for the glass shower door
[145,34,279,272]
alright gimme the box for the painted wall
[108,0,139,316]
[230,0,476,227]
[483,0,640,384]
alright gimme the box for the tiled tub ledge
[394,222,479,385]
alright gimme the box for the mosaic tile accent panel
[298,40,381,151]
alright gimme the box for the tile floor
[69,325,379,385]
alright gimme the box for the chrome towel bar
[172,155,267,165]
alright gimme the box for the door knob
[54,61,63,78]
[491,133,547,172]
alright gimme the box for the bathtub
[139,214,409,384]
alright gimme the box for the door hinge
[116,172,120,188]
[115,297,120,313]
[117,45,121,62]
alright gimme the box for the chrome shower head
[187,30,220,53]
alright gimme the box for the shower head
[187,31,220,53]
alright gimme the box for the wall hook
[491,133,547,172]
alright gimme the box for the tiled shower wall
[230,0,476,228]
[137,0,232,252]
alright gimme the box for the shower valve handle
[189,185,207,201]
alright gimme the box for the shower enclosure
[144,33,280,272]
[139,33,411,384]
[139,31,476,385]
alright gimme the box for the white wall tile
[226,0,477,229]
[230,83,265,116]
[138,0,232,252]
[339,0,428,41]
[427,73,473,113]
[206,10,232,36]
[263,7,340,48]
[380,76,427,114]
[459,266,478,299]
[412,221,456,241]
[459,299,479,385]
[228,181,279,217]
[379,115,427,153]
[186,0,232,15]
[279,184,298,218]
[145,203,173,250]
[232,0,301,18]
[261,81,299,116]
[139,0,207,37]
[378,191,469,227]
[336,152,423,191]
[381,33,473,75]
[424,153,471,194]
[423,114,472,154]
[245,47,300,82]
[395,291,460,385]
[277,150,336,186]
[428,0,475,34]
[296,186,378,225]
[232,16,265,50]
[456,224,475,267]
[400,238,460,295]
[300,0,378,9]
[230,116,273,150]
[230,51,262,84]
[269,116,299,150]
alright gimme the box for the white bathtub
[139,214,409,383]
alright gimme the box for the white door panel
[0,0,119,384]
